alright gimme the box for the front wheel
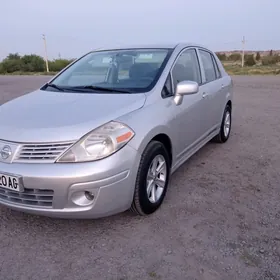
[130,141,171,216]
[212,104,232,143]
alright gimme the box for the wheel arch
[150,134,173,166]
[129,126,174,166]
[219,97,232,124]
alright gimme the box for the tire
[212,104,232,143]
[130,140,171,216]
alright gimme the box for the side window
[199,50,217,83]
[212,55,221,79]
[171,48,202,89]
[162,74,173,98]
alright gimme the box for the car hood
[0,89,146,143]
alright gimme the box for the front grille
[14,142,73,163]
[0,188,54,208]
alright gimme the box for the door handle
[221,84,225,89]
[202,92,207,98]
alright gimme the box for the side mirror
[174,80,199,105]
[176,80,199,96]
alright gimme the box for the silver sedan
[0,43,233,219]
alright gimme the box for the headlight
[57,121,134,163]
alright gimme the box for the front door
[170,48,208,161]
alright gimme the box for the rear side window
[199,50,218,83]
[212,55,221,79]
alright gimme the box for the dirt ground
[0,75,279,280]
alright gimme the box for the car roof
[91,42,211,52]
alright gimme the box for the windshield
[43,48,172,93]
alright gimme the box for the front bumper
[0,144,140,219]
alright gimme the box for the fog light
[85,191,95,201]
[71,190,96,206]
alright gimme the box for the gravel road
[0,75,280,280]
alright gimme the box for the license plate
[0,173,23,192]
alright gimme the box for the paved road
[0,75,280,280]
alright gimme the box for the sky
[0,0,279,60]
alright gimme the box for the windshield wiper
[74,85,132,93]
[45,83,64,92]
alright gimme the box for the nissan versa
[0,43,233,219]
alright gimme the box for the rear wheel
[130,141,170,216]
[212,104,232,143]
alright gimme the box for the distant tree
[228,53,241,61]
[7,53,21,60]
[0,63,4,74]
[255,52,261,61]
[216,52,227,61]
[244,54,256,66]
[1,59,23,73]
[49,59,74,72]
[21,54,45,72]
[261,55,279,65]
[269,50,273,56]
[1,54,24,73]
[0,53,76,73]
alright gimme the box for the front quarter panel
[117,96,179,160]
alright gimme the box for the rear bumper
[0,144,140,219]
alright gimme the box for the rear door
[197,49,224,132]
